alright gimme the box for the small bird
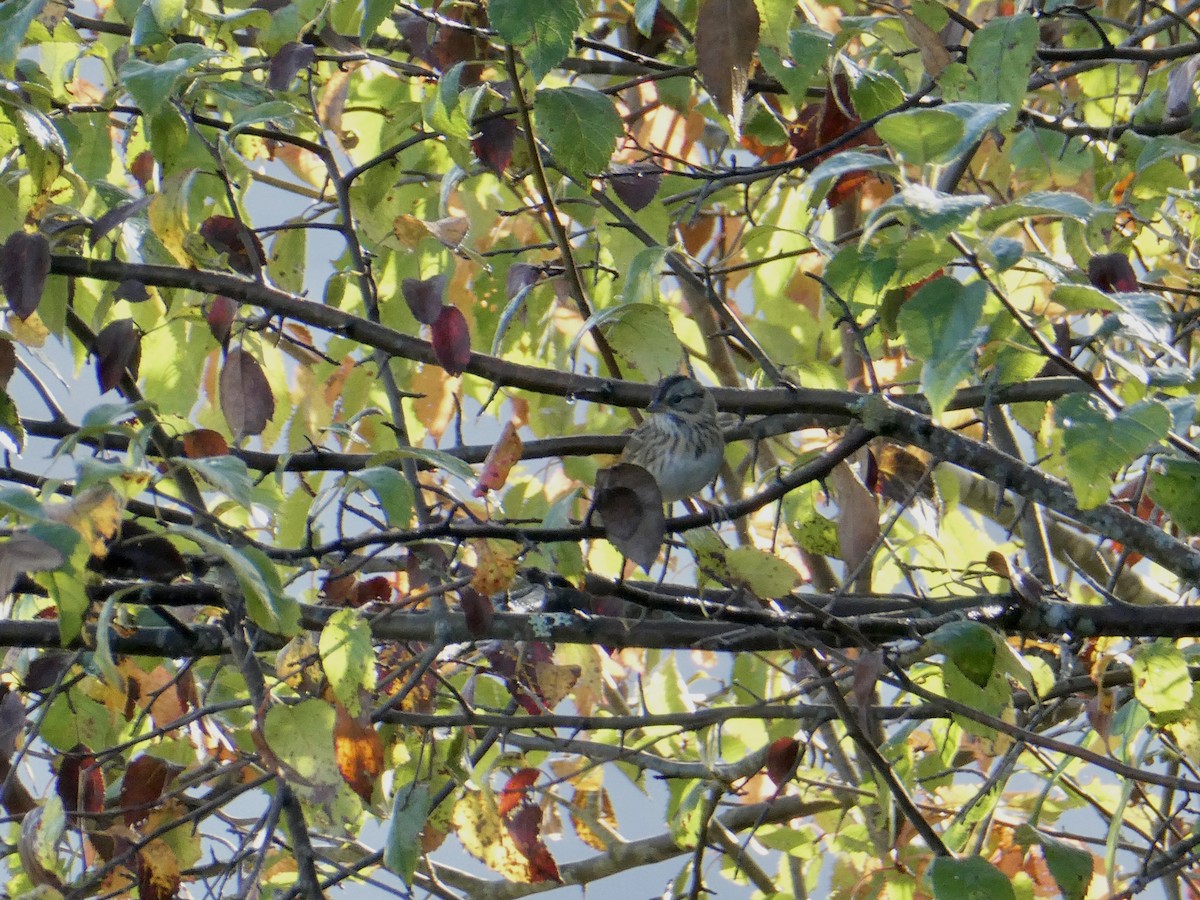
[620,374,724,502]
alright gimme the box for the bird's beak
[647,398,665,414]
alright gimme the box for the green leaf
[1049,286,1171,347]
[634,0,658,35]
[178,455,254,508]
[385,781,431,884]
[319,608,377,716]
[1132,640,1193,715]
[131,0,186,47]
[571,302,683,379]
[758,27,830,103]
[263,698,339,782]
[361,0,396,42]
[865,184,988,237]
[621,246,670,305]
[874,109,964,166]
[929,621,998,688]
[347,466,414,528]
[1056,396,1170,509]
[367,447,475,482]
[755,0,795,47]
[965,15,1039,129]
[0,388,24,453]
[535,87,621,184]
[724,547,800,598]
[846,65,905,120]
[930,855,1015,900]
[0,0,45,76]
[489,0,582,83]
[977,190,1098,229]
[173,526,300,635]
[1149,459,1200,534]
[119,45,222,113]
[896,277,987,416]
[938,101,1012,159]
[1014,825,1094,900]
[805,151,897,198]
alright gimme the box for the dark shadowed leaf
[402,274,446,325]
[89,520,188,582]
[0,691,24,761]
[472,116,517,175]
[89,196,153,246]
[114,279,150,303]
[595,463,665,572]
[268,41,315,92]
[137,845,181,900]
[93,319,141,393]
[207,295,238,346]
[431,305,471,376]
[459,586,494,636]
[120,755,182,826]
[609,162,663,211]
[199,215,264,275]
[506,263,540,299]
[766,736,800,785]
[219,346,275,438]
[57,744,105,820]
[0,339,15,388]
[0,231,50,319]
[1087,253,1139,293]
[695,0,760,126]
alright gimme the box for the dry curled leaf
[695,0,760,132]
[474,422,523,497]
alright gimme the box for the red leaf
[506,804,562,883]
[459,586,494,636]
[474,421,523,496]
[789,74,879,170]
[472,117,517,176]
[120,755,182,827]
[401,274,446,325]
[93,319,141,393]
[219,346,275,438]
[1087,253,1138,293]
[268,41,316,92]
[57,744,105,820]
[353,575,393,605]
[431,305,471,376]
[609,163,663,211]
[181,428,230,458]
[0,231,50,320]
[498,768,540,817]
[199,215,264,275]
[206,295,238,346]
[766,737,799,785]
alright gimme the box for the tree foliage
[5,0,1200,896]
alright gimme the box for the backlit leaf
[534,87,621,184]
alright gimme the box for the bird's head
[647,374,716,422]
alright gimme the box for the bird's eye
[670,394,681,404]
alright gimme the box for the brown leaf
[120,755,182,827]
[459,586,494,636]
[181,428,230,458]
[57,744,105,820]
[595,463,665,572]
[695,0,760,130]
[0,231,50,320]
[472,117,517,175]
[402,274,446,325]
[898,11,951,77]
[334,703,384,802]
[268,41,316,92]
[219,346,275,438]
[1087,253,1138,293]
[609,162,662,212]
[426,216,468,250]
[206,296,238,346]
[829,462,879,591]
[766,736,800,785]
[199,216,264,275]
[474,421,523,497]
[431,305,471,376]
[129,150,155,188]
[506,263,540,299]
[93,319,141,393]
[88,520,188,583]
[136,839,181,900]
[498,768,540,817]
[0,339,16,389]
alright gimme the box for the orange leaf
[473,421,523,497]
[181,428,229,458]
[498,768,540,817]
[334,703,384,802]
